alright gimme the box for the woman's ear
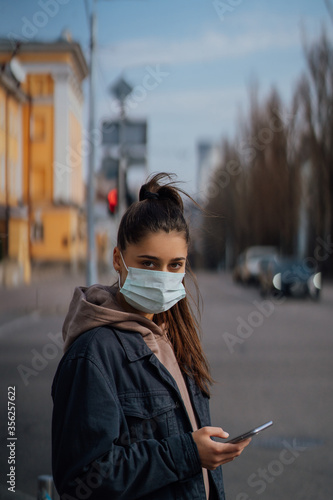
[113,247,122,273]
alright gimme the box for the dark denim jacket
[52,326,225,499]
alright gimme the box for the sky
[0,0,331,195]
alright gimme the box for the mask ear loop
[119,251,129,271]
[118,251,128,289]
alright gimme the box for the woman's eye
[142,261,154,268]
[170,262,183,270]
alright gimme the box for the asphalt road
[199,271,333,500]
[0,270,332,499]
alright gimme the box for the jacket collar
[113,329,153,361]
[113,328,183,397]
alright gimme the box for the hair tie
[142,190,160,200]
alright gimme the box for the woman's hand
[192,426,251,470]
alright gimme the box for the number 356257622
[8,387,16,436]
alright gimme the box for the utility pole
[86,0,98,286]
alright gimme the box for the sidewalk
[0,264,117,321]
[0,485,34,500]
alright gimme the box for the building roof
[0,37,89,81]
[0,66,29,102]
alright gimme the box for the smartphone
[225,420,273,444]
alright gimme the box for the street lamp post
[86,1,98,286]
[109,77,133,222]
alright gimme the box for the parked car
[259,256,321,300]
[233,246,278,284]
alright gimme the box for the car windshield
[248,248,276,258]
[276,258,316,275]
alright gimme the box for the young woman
[51,173,250,499]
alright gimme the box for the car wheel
[309,287,321,301]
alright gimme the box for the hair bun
[139,187,160,201]
[138,173,186,212]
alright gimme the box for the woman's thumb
[209,427,229,439]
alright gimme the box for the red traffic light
[107,188,118,214]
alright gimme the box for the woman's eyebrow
[137,255,186,261]
[137,254,160,260]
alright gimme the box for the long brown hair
[117,172,214,396]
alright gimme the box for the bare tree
[201,29,333,272]
[202,85,297,268]
[295,28,333,268]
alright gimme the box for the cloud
[144,86,245,117]
[97,85,245,125]
[97,28,300,71]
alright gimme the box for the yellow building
[0,35,88,285]
[0,58,30,285]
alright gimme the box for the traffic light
[107,188,118,215]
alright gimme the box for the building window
[0,154,5,195]
[31,210,44,242]
[9,160,16,199]
[9,111,14,136]
[32,221,44,241]
[12,111,18,138]
[33,115,46,142]
[0,101,4,129]
[31,167,46,200]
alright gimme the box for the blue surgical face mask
[118,252,186,314]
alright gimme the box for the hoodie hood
[62,284,165,352]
